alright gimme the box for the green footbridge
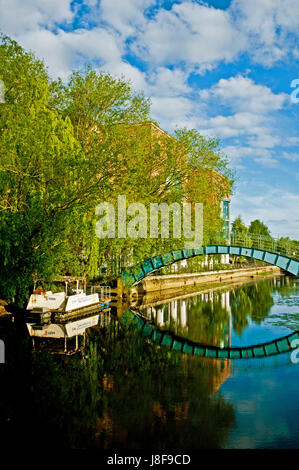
[120,242,299,360]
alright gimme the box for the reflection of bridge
[120,242,299,359]
[121,308,299,360]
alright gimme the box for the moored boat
[26,281,111,323]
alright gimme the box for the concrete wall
[141,265,281,293]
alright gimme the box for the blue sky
[0,0,299,238]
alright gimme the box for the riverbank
[133,272,283,310]
[138,265,282,293]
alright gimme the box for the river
[0,274,298,449]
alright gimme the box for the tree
[173,128,234,244]
[0,37,155,304]
[248,219,271,237]
[0,36,184,303]
[231,215,248,235]
[0,34,235,305]
[0,35,88,304]
[50,71,187,276]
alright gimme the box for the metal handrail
[229,232,299,258]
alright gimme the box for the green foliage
[0,36,85,303]
[249,219,271,237]
[174,128,234,244]
[231,215,248,235]
[0,35,235,305]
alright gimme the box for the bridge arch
[121,245,299,288]
[120,245,299,360]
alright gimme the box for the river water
[104,274,299,449]
[0,274,298,449]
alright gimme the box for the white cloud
[200,75,288,113]
[18,27,122,80]
[231,186,299,238]
[231,0,299,65]
[100,0,155,37]
[287,137,299,146]
[133,2,245,71]
[197,75,288,161]
[100,60,147,91]
[253,156,279,168]
[131,0,299,70]
[0,0,126,80]
[0,0,74,35]
[221,144,279,168]
[282,152,299,162]
[148,67,191,97]
[248,133,282,149]
[198,112,264,139]
[150,96,193,124]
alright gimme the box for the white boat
[26,280,111,321]
[27,290,100,311]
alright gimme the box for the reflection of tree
[0,322,236,449]
[149,294,230,347]
[230,288,252,335]
[247,281,274,323]
[273,276,299,299]
[28,343,105,448]
[230,279,274,335]
[97,330,235,449]
[185,295,229,346]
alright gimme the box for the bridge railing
[120,232,299,287]
[221,232,299,259]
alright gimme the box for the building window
[223,200,229,220]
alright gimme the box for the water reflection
[26,310,112,355]
[139,275,299,348]
[1,274,299,449]
[141,291,231,348]
[0,314,236,449]
[93,354,235,449]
